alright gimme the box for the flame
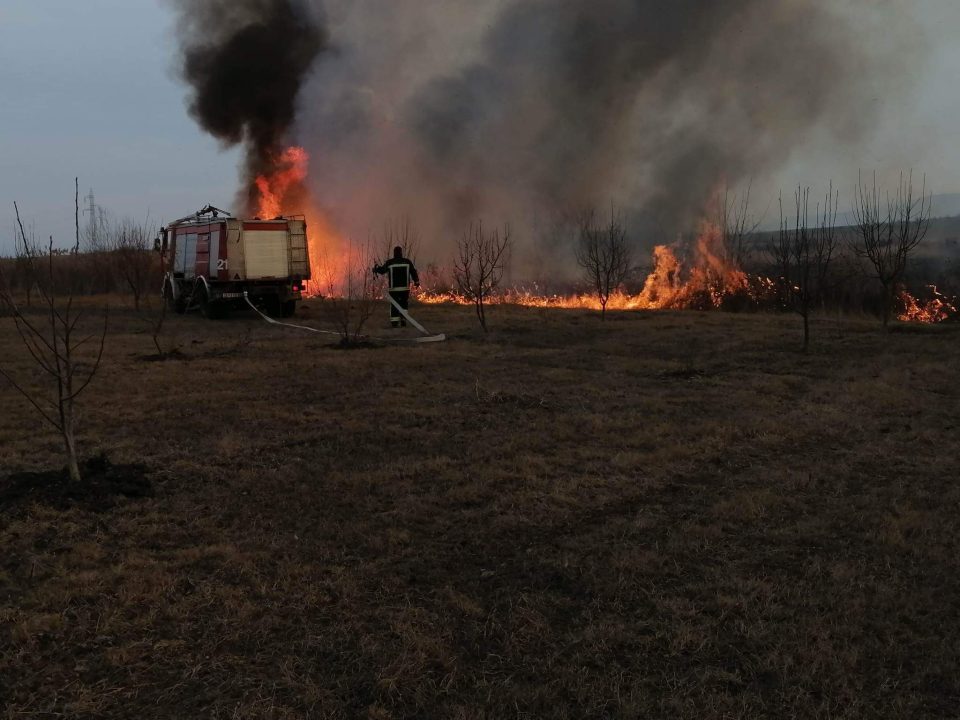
[419,221,775,311]
[243,168,960,324]
[898,286,958,324]
[250,145,347,295]
[254,146,309,219]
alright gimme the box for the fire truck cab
[157,205,310,318]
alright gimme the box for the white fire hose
[243,291,445,344]
[386,293,446,343]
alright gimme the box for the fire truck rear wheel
[198,286,226,320]
[281,300,297,318]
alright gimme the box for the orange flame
[419,221,774,311]
[898,286,958,323]
[254,146,309,219]
[250,145,348,295]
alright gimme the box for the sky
[1,0,960,255]
[0,0,240,254]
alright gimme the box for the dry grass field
[1,299,959,718]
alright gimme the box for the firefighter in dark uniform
[374,246,420,327]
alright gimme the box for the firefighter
[374,246,420,327]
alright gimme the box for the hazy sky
[1,0,959,255]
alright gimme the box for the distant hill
[833,193,960,227]
[758,193,960,231]
[748,212,960,260]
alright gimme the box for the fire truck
[157,205,310,318]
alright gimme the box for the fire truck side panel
[226,220,244,281]
[209,227,219,280]
[180,231,198,279]
[195,231,209,278]
[173,230,187,275]
[243,225,290,280]
[210,226,224,281]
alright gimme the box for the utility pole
[84,188,98,248]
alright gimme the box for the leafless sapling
[0,201,108,482]
[718,182,760,269]
[12,219,39,307]
[453,221,511,332]
[111,217,156,311]
[770,183,840,350]
[575,207,632,319]
[319,240,382,345]
[850,171,932,327]
[140,231,178,359]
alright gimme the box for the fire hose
[243,291,445,344]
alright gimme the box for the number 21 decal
[217,259,228,271]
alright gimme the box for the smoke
[167,0,920,276]
[296,0,914,275]
[167,0,326,214]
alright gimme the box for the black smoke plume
[168,0,325,213]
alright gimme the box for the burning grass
[1,301,959,718]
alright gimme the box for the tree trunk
[881,283,892,328]
[802,310,810,352]
[476,297,487,332]
[63,422,82,482]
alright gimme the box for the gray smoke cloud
[168,0,920,276]
[295,0,913,276]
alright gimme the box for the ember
[898,286,958,324]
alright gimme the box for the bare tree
[453,221,511,332]
[718,182,760,269]
[12,219,39,306]
[770,183,840,351]
[319,240,382,345]
[575,207,632,319]
[851,171,932,328]
[136,234,178,359]
[0,200,108,482]
[112,217,156,311]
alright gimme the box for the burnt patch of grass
[0,452,151,513]
[133,349,191,362]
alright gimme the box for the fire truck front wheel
[281,300,297,318]
[165,280,186,315]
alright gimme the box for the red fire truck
[158,205,310,318]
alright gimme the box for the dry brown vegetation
[1,299,959,718]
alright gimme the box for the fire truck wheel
[262,296,283,317]
[281,300,297,318]
[165,280,186,315]
[198,286,226,320]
